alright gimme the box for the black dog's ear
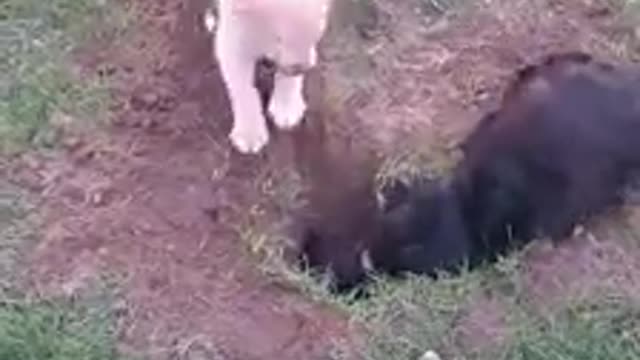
[377,179,410,213]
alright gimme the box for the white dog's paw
[203,8,217,33]
[269,95,307,130]
[229,121,269,154]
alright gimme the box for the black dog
[299,52,640,293]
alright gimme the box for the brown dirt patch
[4,0,640,358]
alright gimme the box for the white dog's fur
[210,0,332,154]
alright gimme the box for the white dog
[208,0,332,154]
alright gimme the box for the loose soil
[4,0,640,359]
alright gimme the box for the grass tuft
[507,297,640,360]
[349,273,480,360]
[0,292,122,360]
[0,0,121,154]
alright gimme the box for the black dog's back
[457,52,640,255]
[464,52,640,165]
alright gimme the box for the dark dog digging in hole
[297,52,640,294]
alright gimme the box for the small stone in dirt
[419,350,442,360]
[131,91,160,111]
[89,187,115,207]
[62,137,84,151]
[141,117,157,129]
[90,191,105,206]
[50,111,75,129]
[130,88,177,113]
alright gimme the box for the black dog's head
[298,222,372,293]
[369,178,474,278]
[293,177,382,294]
[297,176,476,293]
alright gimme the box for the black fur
[299,52,640,293]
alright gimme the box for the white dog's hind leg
[269,73,307,129]
[215,26,269,153]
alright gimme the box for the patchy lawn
[0,1,128,359]
[0,0,118,154]
[0,180,126,360]
[0,287,124,360]
[2,0,640,359]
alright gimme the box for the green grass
[506,297,640,360]
[0,180,37,290]
[349,274,482,360]
[0,179,128,360]
[319,260,640,360]
[0,0,121,154]
[0,289,124,360]
[326,256,521,360]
